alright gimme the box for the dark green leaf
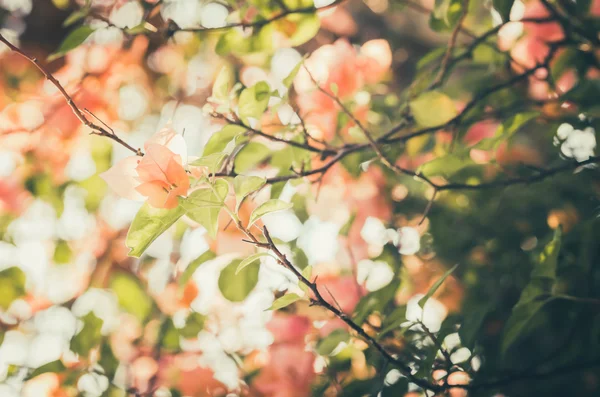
[27,360,66,380]
[493,0,515,23]
[502,227,562,353]
[49,26,95,61]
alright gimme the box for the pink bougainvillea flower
[100,125,190,209]
[294,38,392,140]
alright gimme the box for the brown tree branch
[0,33,143,156]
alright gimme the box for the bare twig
[0,33,143,156]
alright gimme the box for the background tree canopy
[0,0,599,396]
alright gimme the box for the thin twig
[0,33,143,156]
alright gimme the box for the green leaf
[269,293,302,310]
[0,267,26,310]
[126,202,186,258]
[353,278,400,324]
[53,240,73,264]
[212,65,234,102]
[48,26,95,61]
[418,264,458,309]
[410,91,457,128]
[52,0,70,9]
[189,152,227,174]
[379,305,408,336]
[202,125,246,156]
[459,303,492,350]
[236,252,271,275]
[316,329,350,356]
[218,259,260,302]
[179,312,206,338]
[233,142,271,173]
[184,179,229,238]
[234,175,266,212]
[501,228,562,353]
[418,151,473,178]
[98,342,119,380]
[110,273,153,322]
[493,0,515,23]
[26,360,66,380]
[159,318,181,352]
[299,265,312,293]
[476,111,539,150]
[63,8,90,27]
[71,312,103,356]
[430,0,464,31]
[179,250,216,287]
[216,29,249,56]
[238,81,271,122]
[249,199,293,226]
[283,59,304,88]
[287,14,320,46]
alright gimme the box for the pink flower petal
[100,156,145,201]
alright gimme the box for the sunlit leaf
[212,65,234,101]
[184,179,229,238]
[180,312,206,338]
[202,125,246,156]
[268,293,302,310]
[410,91,457,127]
[283,59,304,88]
[238,81,271,122]
[286,14,320,46]
[126,202,186,258]
[249,199,293,226]
[0,267,26,310]
[159,318,181,352]
[236,252,272,275]
[110,273,153,322]
[299,265,312,293]
[234,175,266,212]
[179,250,216,287]
[189,152,228,174]
[218,259,260,302]
[234,142,271,173]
